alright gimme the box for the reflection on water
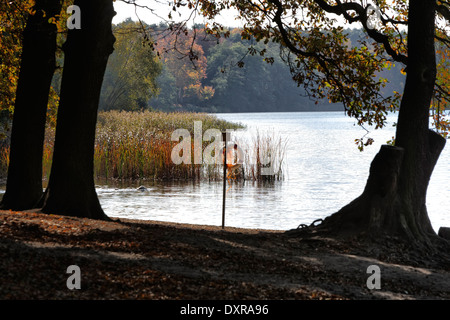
[96,180,293,230]
[1,112,448,232]
[96,111,449,232]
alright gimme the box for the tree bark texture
[1,0,62,210]
[40,0,115,220]
[317,0,447,244]
[439,227,450,241]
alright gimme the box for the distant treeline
[98,20,407,113]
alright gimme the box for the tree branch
[437,3,450,21]
[313,0,408,65]
[268,0,385,115]
[436,34,450,48]
[269,0,312,58]
[435,83,450,102]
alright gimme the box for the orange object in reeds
[0,111,287,183]
[93,110,244,181]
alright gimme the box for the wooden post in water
[222,131,229,229]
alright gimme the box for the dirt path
[0,210,449,300]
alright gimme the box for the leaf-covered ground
[0,210,449,300]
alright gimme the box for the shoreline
[1,210,449,300]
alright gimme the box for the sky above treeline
[113,0,244,28]
[112,0,375,32]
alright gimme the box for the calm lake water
[95,111,450,233]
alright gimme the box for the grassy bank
[0,110,288,182]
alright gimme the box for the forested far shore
[82,20,408,114]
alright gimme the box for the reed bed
[94,110,245,181]
[0,110,288,183]
[0,127,55,182]
[248,130,287,181]
[0,145,9,179]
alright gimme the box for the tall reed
[94,110,245,181]
[233,129,288,182]
[0,127,55,182]
[0,110,288,183]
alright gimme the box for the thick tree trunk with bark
[40,0,115,220]
[1,0,62,210]
[307,0,447,245]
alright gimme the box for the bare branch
[268,0,315,58]
[435,83,450,101]
[379,16,408,26]
[313,0,408,65]
[268,0,387,116]
[118,0,168,22]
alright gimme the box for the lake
[95,111,450,233]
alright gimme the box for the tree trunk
[0,0,62,210]
[39,0,115,220]
[309,0,447,244]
